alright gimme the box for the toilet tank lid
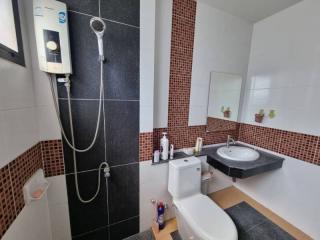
[169,156,201,169]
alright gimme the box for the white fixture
[33,0,72,74]
[90,17,106,61]
[23,169,49,205]
[168,157,237,240]
[34,0,109,204]
[217,146,260,161]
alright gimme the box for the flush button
[184,159,188,162]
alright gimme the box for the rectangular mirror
[206,72,242,132]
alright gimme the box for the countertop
[153,143,285,179]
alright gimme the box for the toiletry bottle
[153,150,160,163]
[157,202,165,230]
[198,137,203,152]
[195,138,199,153]
[170,144,174,160]
[160,132,169,160]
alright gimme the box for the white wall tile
[47,175,72,240]
[0,0,40,169]
[242,0,320,136]
[1,108,38,168]
[47,176,69,205]
[140,104,154,133]
[0,112,9,168]
[140,161,174,232]
[48,203,72,240]
[37,106,61,141]
[153,0,172,128]
[140,0,156,133]
[189,1,253,126]
[2,194,52,240]
[236,141,320,240]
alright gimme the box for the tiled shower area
[0,0,140,239]
[57,0,140,239]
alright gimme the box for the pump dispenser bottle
[160,132,169,160]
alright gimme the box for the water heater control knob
[46,41,58,51]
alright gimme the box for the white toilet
[168,157,238,240]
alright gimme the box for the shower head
[90,17,106,60]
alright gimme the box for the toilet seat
[174,194,238,240]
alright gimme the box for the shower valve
[104,164,111,178]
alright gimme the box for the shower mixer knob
[104,164,111,178]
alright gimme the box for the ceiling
[198,0,302,23]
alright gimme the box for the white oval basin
[217,146,260,161]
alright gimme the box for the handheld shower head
[90,17,106,61]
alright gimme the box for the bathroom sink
[217,146,260,161]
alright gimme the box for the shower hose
[48,59,109,204]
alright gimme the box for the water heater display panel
[43,30,62,63]
[33,0,72,74]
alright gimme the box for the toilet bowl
[168,157,238,240]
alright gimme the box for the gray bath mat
[171,202,296,240]
[170,230,182,240]
[225,202,296,240]
[124,229,155,240]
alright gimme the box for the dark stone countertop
[202,144,285,179]
[152,143,285,179]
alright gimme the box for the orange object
[32,188,44,199]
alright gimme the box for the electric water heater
[33,0,72,74]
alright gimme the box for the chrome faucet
[227,135,235,148]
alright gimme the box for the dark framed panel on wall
[0,0,25,66]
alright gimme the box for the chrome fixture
[226,135,236,148]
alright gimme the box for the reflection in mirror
[206,72,242,132]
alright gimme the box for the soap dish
[23,169,50,205]
[182,148,194,155]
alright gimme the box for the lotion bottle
[160,132,169,160]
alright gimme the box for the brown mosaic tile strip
[0,139,65,237]
[314,140,320,166]
[278,131,318,164]
[0,166,16,238]
[153,0,239,153]
[41,140,65,177]
[9,143,43,213]
[168,0,197,129]
[172,0,197,21]
[207,117,239,132]
[239,123,320,165]
[139,132,154,161]
[153,126,238,151]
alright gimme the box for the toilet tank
[168,157,201,199]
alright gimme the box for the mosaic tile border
[139,132,154,161]
[40,140,65,177]
[0,139,64,238]
[239,124,320,166]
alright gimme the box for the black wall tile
[101,0,140,27]
[109,216,139,240]
[66,171,109,236]
[58,12,101,99]
[103,22,139,100]
[105,101,139,166]
[58,1,140,238]
[59,99,106,173]
[73,227,109,240]
[58,12,139,100]
[108,163,139,224]
[62,0,99,16]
